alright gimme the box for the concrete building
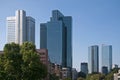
[81,62,88,74]
[88,45,99,73]
[40,10,72,68]
[6,17,16,43]
[61,67,71,79]
[49,63,62,79]
[102,44,112,73]
[36,49,49,80]
[7,10,35,45]
[114,70,120,80]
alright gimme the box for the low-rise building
[49,62,62,79]
[102,66,108,74]
[61,67,71,79]
[36,49,49,80]
[36,49,48,66]
[72,68,78,80]
[114,70,120,80]
[81,62,88,74]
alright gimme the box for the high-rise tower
[102,44,112,73]
[88,45,99,73]
[7,10,35,45]
[40,10,72,68]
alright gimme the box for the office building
[40,10,72,68]
[102,45,112,73]
[81,62,88,74]
[72,68,78,80]
[102,66,108,75]
[7,10,35,45]
[7,17,16,43]
[88,45,99,73]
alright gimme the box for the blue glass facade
[102,45,112,72]
[40,23,47,48]
[40,10,72,68]
[88,45,99,73]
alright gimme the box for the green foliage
[77,77,85,80]
[0,42,47,80]
[64,77,72,80]
[78,71,86,78]
[0,54,6,79]
[105,68,119,80]
[3,43,22,80]
[85,68,119,80]
[86,73,105,80]
[49,73,59,80]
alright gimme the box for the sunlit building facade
[102,44,112,73]
[88,45,99,73]
[7,17,16,43]
[7,10,35,45]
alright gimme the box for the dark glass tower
[40,10,72,68]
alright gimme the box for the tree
[77,77,85,80]
[0,54,6,80]
[86,73,105,80]
[105,68,119,80]
[49,73,59,80]
[78,71,86,78]
[3,43,22,80]
[64,77,72,80]
[0,42,47,80]
[20,42,47,80]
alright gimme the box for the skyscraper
[88,45,99,73]
[7,17,16,43]
[7,10,35,45]
[40,10,72,68]
[102,44,112,73]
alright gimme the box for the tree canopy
[86,73,105,80]
[0,42,47,80]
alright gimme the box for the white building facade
[114,70,120,80]
[6,17,16,43]
[7,10,35,45]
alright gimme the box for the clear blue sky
[0,0,120,71]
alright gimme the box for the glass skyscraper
[7,10,35,45]
[88,45,99,73]
[102,45,112,73]
[40,10,72,68]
